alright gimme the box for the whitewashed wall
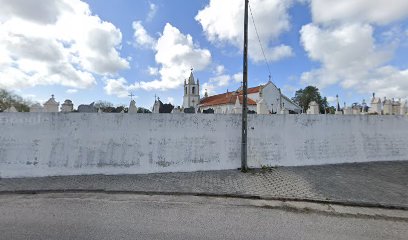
[248,115,408,167]
[0,113,407,178]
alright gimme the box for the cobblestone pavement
[1,161,407,208]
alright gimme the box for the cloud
[166,97,174,104]
[66,89,78,94]
[133,22,212,91]
[146,2,158,22]
[209,75,231,87]
[300,23,408,98]
[214,65,225,75]
[148,66,159,76]
[201,82,217,96]
[0,0,129,90]
[232,73,243,83]
[132,21,156,49]
[196,0,294,62]
[104,78,139,98]
[309,0,408,26]
[298,1,408,98]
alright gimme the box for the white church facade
[199,80,301,114]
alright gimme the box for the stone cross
[128,92,134,100]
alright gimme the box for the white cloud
[214,65,225,75]
[104,78,139,98]
[134,23,212,91]
[132,21,156,49]
[66,89,78,94]
[201,82,217,96]
[209,75,231,87]
[196,0,293,62]
[0,0,129,90]
[148,66,159,76]
[166,97,174,104]
[300,23,408,98]
[233,73,243,83]
[146,2,158,22]
[310,0,408,26]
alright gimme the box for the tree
[160,103,174,113]
[292,86,329,114]
[137,107,151,113]
[0,89,31,112]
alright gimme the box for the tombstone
[128,100,138,114]
[202,108,214,114]
[352,107,360,115]
[61,99,74,112]
[152,98,161,113]
[383,98,392,115]
[306,101,319,114]
[5,106,18,112]
[183,107,196,114]
[400,101,407,115]
[392,99,401,115]
[172,106,183,114]
[78,102,97,113]
[370,96,382,114]
[43,94,59,112]
[343,106,353,115]
[233,96,242,114]
[256,98,269,115]
[279,108,289,115]
[30,103,44,113]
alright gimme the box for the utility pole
[241,0,249,172]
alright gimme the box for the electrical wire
[249,2,272,79]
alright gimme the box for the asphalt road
[0,193,407,240]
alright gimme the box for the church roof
[199,90,257,107]
[44,96,59,106]
[188,71,195,84]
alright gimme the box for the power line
[248,2,272,79]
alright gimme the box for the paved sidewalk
[1,161,407,209]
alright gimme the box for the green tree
[0,89,31,112]
[291,86,329,114]
[137,107,151,113]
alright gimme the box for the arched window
[185,87,187,95]
[192,87,195,94]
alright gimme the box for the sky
[0,0,408,109]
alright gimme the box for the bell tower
[183,68,200,109]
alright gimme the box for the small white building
[43,95,59,113]
[400,101,407,115]
[128,100,138,114]
[30,103,44,113]
[306,101,319,114]
[152,98,161,114]
[256,91,269,115]
[370,96,382,114]
[383,98,392,115]
[61,100,74,112]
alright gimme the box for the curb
[1,189,407,211]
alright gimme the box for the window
[192,87,195,94]
[185,87,187,95]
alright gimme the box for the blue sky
[1,0,408,109]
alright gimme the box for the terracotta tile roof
[200,91,257,107]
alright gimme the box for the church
[182,70,301,114]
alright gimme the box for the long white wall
[1,113,407,178]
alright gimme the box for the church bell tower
[183,69,200,109]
